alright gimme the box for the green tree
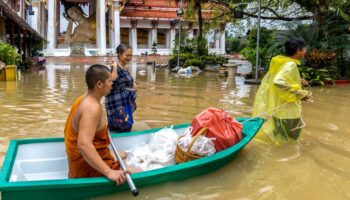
[185,0,210,55]
[0,41,20,65]
[240,27,274,67]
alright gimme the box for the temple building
[0,0,46,60]
[4,0,226,57]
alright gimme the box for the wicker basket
[175,128,207,163]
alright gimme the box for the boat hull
[0,118,264,200]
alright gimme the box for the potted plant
[0,60,5,81]
[150,42,159,56]
[0,41,20,81]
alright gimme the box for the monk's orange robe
[64,96,119,178]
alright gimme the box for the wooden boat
[0,118,264,200]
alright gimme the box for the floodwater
[1,58,350,200]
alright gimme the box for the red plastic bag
[191,107,243,152]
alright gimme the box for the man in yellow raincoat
[252,38,312,144]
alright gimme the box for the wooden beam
[10,23,15,46]
[23,31,27,59]
[17,25,22,58]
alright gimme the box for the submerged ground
[0,57,350,200]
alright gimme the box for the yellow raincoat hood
[269,55,301,74]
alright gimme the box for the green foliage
[175,36,208,56]
[290,0,346,13]
[225,37,247,53]
[246,28,274,49]
[240,27,274,68]
[201,53,227,65]
[299,66,335,86]
[30,38,44,56]
[240,46,256,65]
[289,0,319,12]
[171,52,227,70]
[267,13,350,78]
[197,37,208,56]
[184,58,205,68]
[305,49,336,69]
[0,40,20,65]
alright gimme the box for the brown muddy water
[0,58,350,200]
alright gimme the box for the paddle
[107,133,139,196]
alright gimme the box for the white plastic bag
[125,127,178,171]
[177,127,216,157]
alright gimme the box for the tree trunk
[196,0,207,55]
[315,0,330,39]
[197,1,203,41]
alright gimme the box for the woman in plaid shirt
[105,44,137,133]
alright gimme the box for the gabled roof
[126,0,180,8]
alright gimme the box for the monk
[64,64,131,185]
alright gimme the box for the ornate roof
[126,0,179,8]
[64,0,214,20]
[0,0,45,41]
[122,0,181,19]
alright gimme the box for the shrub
[0,41,20,65]
[305,49,336,69]
[300,66,335,86]
[184,58,205,69]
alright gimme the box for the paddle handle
[108,134,139,196]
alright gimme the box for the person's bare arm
[133,82,138,92]
[110,62,118,81]
[77,104,125,185]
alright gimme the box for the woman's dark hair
[85,64,110,90]
[284,37,306,56]
[116,44,132,58]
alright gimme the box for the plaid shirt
[105,65,136,116]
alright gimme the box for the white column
[166,30,170,49]
[113,0,121,49]
[220,30,226,54]
[188,29,194,39]
[207,32,210,49]
[187,22,194,40]
[129,28,132,46]
[96,7,100,48]
[170,28,176,51]
[18,0,24,17]
[150,21,157,49]
[215,30,220,49]
[152,28,157,45]
[148,30,152,48]
[29,4,39,32]
[131,60,137,80]
[97,0,106,55]
[47,0,56,53]
[131,29,137,55]
[131,20,137,55]
[108,5,114,48]
[40,2,46,36]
